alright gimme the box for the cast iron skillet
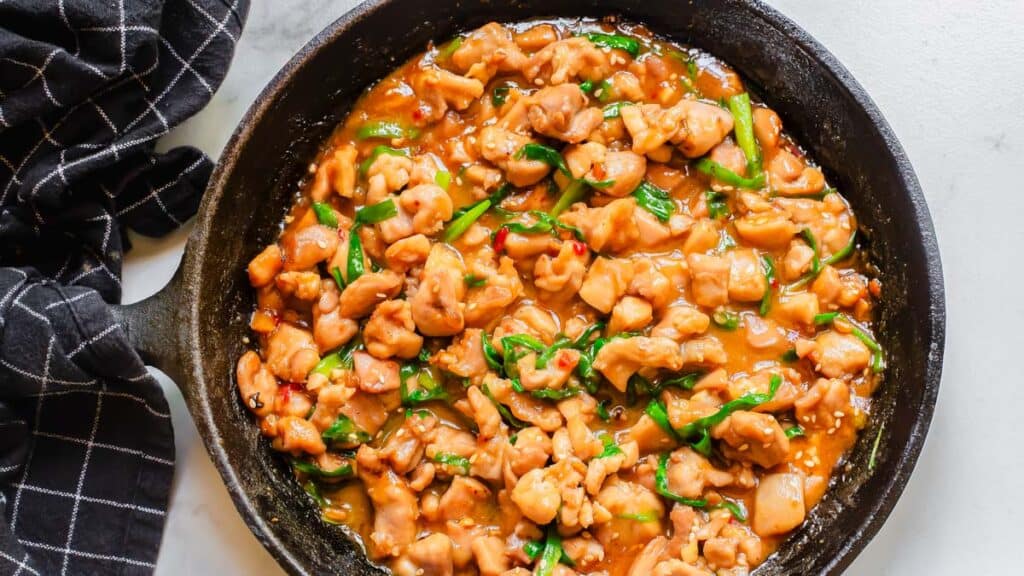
[111,0,945,574]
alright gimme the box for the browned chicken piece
[795,378,852,430]
[265,323,320,383]
[562,537,605,571]
[608,295,653,335]
[593,336,684,392]
[626,537,668,576]
[410,244,467,336]
[768,148,826,197]
[664,447,735,499]
[625,414,677,454]
[272,416,326,455]
[433,328,490,383]
[236,351,277,417]
[513,23,557,51]
[465,385,502,440]
[464,256,524,327]
[526,84,603,143]
[487,376,564,432]
[491,305,559,352]
[809,330,871,378]
[707,139,749,190]
[752,473,806,537]
[364,299,424,360]
[310,144,357,200]
[338,270,404,319]
[451,22,528,83]
[621,100,733,157]
[727,369,800,413]
[365,153,413,203]
[595,478,665,549]
[511,468,562,524]
[310,383,389,438]
[559,198,640,253]
[379,413,436,475]
[523,37,611,85]
[393,533,454,576]
[274,270,321,301]
[384,233,431,272]
[410,65,485,121]
[687,253,731,308]
[712,411,790,468]
[534,241,588,298]
[725,249,767,303]
[507,426,553,476]
[313,280,359,353]
[353,351,401,394]
[733,210,798,249]
[628,258,675,310]
[651,305,710,342]
[477,125,551,187]
[578,256,635,314]
[470,535,509,576]
[753,107,782,150]
[247,244,283,287]
[280,224,339,271]
[777,292,820,326]
[438,476,492,521]
[358,453,420,558]
[516,349,580,391]
[399,183,454,236]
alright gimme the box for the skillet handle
[109,264,188,390]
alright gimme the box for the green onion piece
[445,199,490,243]
[509,433,518,445]
[464,273,487,288]
[596,400,612,422]
[292,459,354,479]
[823,229,857,266]
[785,425,805,439]
[660,372,702,392]
[572,322,605,349]
[727,93,762,177]
[524,533,574,566]
[655,453,708,506]
[354,199,398,225]
[347,227,365,283]
[356,120,418,141]
[595,433,623,459]
[583,178,615,189]
[705,190,729,219]
[644,399,678,440]
[400,365,448,406]
[694,158,766,189]
[632,181,675,222]
[534,335,573,369]
[531,387,582,401]
[816,312,885,373]
[579,80,594,93]
[310,339,361,376]
[536,525,567,576]
[799,228,821,274]
[496,211,584,241]
[358,145,409,175]
[550,178,588,216]
[603,101,635,119]
[322,414,372,447]
[481,383,528,429]
[759,254,775,316]
[434,170,451,190]
[481,333,503,371]
[492,85,511,107]
[330,266,345,291]
[781,349,800,363]
[432,452,470,474]
[418,347,431,362]
[303,480,327,507]
[675,375,782,452]
[712,309,740,330]
[868,423,885,470]
[311,202,339,228]
[595,79,614,103]
[715,499,747,522]
[814,312,839,325]
[437,36,463,59]
[501,334,547,353]
[584,32,640,57]
[515,143,571,177]
[616,511,659,522]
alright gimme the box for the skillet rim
[180,1,946,574]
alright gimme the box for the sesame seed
[317,240,328,249]
[804,459,815,467]
[308,163,317,174]
[534,78,545,86]
[834,410,845,418]
[827,428,836,435]
[795,450,803,459]
[738,444,749,452]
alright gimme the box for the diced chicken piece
[707,139,748,190]
[728,370,799,413]
[593,336,684,392]
[578,256,634,314]
[487,376,564,432]
[726,249,767,302]
[663,390,721,431]
[626,415,676,454]
[810,331,871,378]
[338,270,404,319]
[562,537,605,571]
[686,254,730,308]
[606,70,645,101]
[621,100,733,157]
[265,323,320,382]
[471,535,509,576]
[281,224,339,271]
[608,296,653,335]
[311,383,388,437]
[782,240,815,281]
[712,411,790,468]
[248,244,283,287]
[380,414,436,475]
[734,211,798,249]
[627,537,667,576]
[439,477,492,521]
[681,219,720,255]
[628,258,675,310]
[235,351,277,417]
[465,256,524,327]
[358,458,419,558]
[592,151,647,198]
[385,234,431,272]
[501,232,557,260]
[768,148,826,197]
[393,533,454,576]
[412,65,485,119]
[364,299,423,360]
[753,107,782,150]
[433,328,489,383]
[411,244,467,336]
[534,242,588,298]
[466,386,502,440]
[275,271,321,301]
[651,306,710,342]
[753,473,806,536]
[664,447,736,500]
[681,336,728,366]
[514,23,557,51]
[777,292,819,326]
[523,37,611,85]
[313,280,359,354]
[652,559,709,576]
[478,126,551,187]
[595,479,665,548]
[508,427,553,476]
[511,468,561,524]
[366,153,413,201]
[527,84,603,143]
[634,210,692,249]
[399,184,454,236]
[559,198,639,253]
[584,440,640,495]
[353,351,401,394]
[311,144,357,201]
[794,378,852,430]
[272,416,326,455]
[517,349,580,392]
[451,22,527,83]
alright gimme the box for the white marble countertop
[132,1,1024,573]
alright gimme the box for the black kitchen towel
[0,1,248,574]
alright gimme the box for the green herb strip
[712,309,740,330]
[431,452,470,474]
[311,202,339,228]
[695,158,766,189]
[759,254,775,316]
[632,181,674,222]
[727,93,762,177]
[655,453,708,506]
[356,120,419,141]
[584,32,640,57]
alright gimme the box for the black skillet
[111,0,945,574]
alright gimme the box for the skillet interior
[175,0,944,574]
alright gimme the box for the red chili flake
[557,354,572,369]
[771,277,780,289]
[572,241,587,256]
[280,384,292,404]
[591,163,606,180]
[412,108,424,121]
[493,227,509,253]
